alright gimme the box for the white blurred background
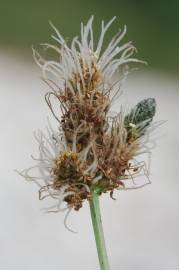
[0,51,178,270]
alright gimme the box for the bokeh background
[0,1,178,270]
[1,0,179,72]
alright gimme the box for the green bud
[125,98,156,139]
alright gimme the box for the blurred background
[0,1,178,270]
[1,0,179,72]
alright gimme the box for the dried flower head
[19,17,159,215]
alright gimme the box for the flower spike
[20,17,157,213]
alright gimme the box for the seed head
[19,17,158,213]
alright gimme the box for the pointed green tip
[134,97,156,123]
[124,98,156,140]
[125,97,156,127]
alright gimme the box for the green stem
[89,191,110,270]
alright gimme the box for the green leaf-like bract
[124,98,156,139]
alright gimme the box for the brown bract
[43,60,141,210]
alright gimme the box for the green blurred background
[0,0,179,73]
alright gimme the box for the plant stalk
[89,192,110,270]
